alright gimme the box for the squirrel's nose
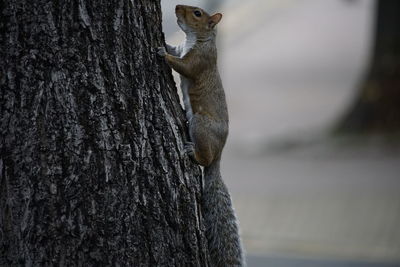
[175,5,183,12]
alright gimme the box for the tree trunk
[336,0,400,133]
[0,0,210,266]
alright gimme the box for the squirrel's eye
[194,10,202,17]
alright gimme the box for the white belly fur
[179,34,196,122]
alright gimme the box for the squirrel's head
[175,5,222,37]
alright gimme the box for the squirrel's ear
[209,13,222,28]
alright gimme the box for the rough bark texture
[0,0,209,266]
[337,0,400,133]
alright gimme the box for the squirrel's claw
[157,46,167,57]
[184,142,195,160]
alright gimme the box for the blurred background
[161,0,400,266]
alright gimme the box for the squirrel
[157,5,245,267]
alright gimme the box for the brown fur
[163,5,227,166]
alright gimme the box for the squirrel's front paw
[157,47,167,57]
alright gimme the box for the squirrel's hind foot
[184,142,196,161]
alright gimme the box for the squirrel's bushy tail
[203,160,245,267]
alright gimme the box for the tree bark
[336,0,400,133]
[0,0,209,266]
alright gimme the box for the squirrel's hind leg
[188,114,220,167]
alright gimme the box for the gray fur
[203,161,245,267]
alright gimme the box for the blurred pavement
[247,255,400,267]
